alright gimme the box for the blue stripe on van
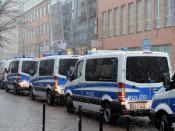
[152,98,175,113]
[66,82,161,101]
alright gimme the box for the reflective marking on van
[74,87,139,93]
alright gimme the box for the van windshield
[22,61,37,75]
[11,61,19,73]
[59,59,78,78]
[126,56,169,83]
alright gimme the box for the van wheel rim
[104,108,111,123]
[160,121,165,131]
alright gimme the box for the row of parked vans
[0,50,174,131]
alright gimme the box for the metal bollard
[42,103,46,131]
[99,109,104,131]
[78,105,82,131]
[126,116,130,131]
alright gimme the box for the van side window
[85,58,118,82]
[59,59,78,78]
[72,60,83,80]
[11,61,19,73]
[39,60,54,76]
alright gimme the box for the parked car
[29,55,78,105]
[0,59,11,89]
[64,50,172,124]
[151,73,175,131]
[6,57,37,95]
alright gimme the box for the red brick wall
[98,0,175,69]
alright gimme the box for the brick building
[97,0,175,68]
[19,0,50,57]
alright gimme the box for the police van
[29,55,78,105]
[0,59,11,89]
[64,50,171,124]
[6,57,37,95]
[151,73,175,131]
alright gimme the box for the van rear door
[125,56,169,110]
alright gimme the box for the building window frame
[155,0,161,28]
[136,0,142,32]
[121,5,126,35]
[102,11,107,37]
[128,2,134,33]
[145,0,151,30]
[114,7,119,35]
[165,0,172,27]
[108,9,113,36]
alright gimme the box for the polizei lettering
[128,95,148,100]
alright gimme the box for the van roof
[79,51,169,60]
[39,55,79,60]
[11,57,37,61]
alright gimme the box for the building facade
[71,0,97,54]
[97,0,175,68]
[19,0,50,57]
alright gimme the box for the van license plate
[130,103,146,110]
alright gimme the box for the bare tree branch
[0,0,21,47]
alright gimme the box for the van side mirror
[163,73,171,90]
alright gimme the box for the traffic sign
[143,38,151,50]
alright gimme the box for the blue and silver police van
[151,73,175,131]
[64,50,171,124]
[29,55,78,105]
[6,57,37,95]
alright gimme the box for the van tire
[66,95,75,113]
[47,90,54,105]
[29,87,35,100]
[5,85,9,92]
[159,114,169,131]
[103,103,115,124]
[14,85,19,95]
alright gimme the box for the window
[39,60,54,76]
[126,57,169,83]
[145,0,151,30]
[137,0,142,31]
[108,9,112,36]
[72,60,83,80]
[11,61,19,73]
[155,0,161,28]
[128,3,134,33]
[114,7,119,35]
[59,59,78,78]
[22,61,37,76]
[102,11,107,36]
[165,0,172,27]
[121,5,126,34]
[85,58,118,82]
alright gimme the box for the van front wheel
[66,95,75,113]
[47,90,54,105]
[103,103,115,124]
[159,114,169,131]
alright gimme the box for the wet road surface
[0,90,157,131]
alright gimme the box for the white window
[137,0,142,32]
[43,6,46,16]
[102,11,107,36]
[108,9,112,36]
[128,3,134,33]
[121,5,126,34]
[145,0,151,30]
[155,0,161,28]
[166,0,172,27]
[114,7,119,35]
[36,10,39,20]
